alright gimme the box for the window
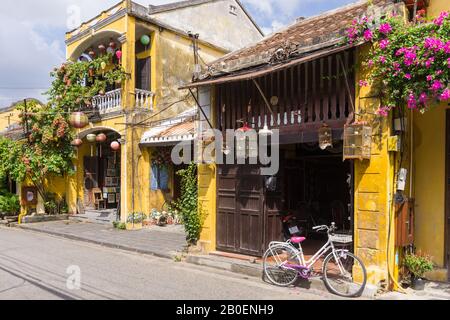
[229,5,237,16]
[151,164,169,191]
[136,57,151,90]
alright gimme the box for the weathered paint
[410,0,450,282]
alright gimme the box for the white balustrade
[135,89,154,111]
[92,89,122,114]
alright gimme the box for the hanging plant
[152,147,172,168]
[345,11,450,115]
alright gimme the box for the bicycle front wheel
[322,250,367,297]
[263,245,301,287]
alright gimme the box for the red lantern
[69,112,89,129]
[96,133,107,143]
[115,50,122,60]
[111,141,121,151]
[71,138,83,147]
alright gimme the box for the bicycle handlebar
[312,222,337,232]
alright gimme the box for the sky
[0,0,357,108]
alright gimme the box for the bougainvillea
[346,10,450,115]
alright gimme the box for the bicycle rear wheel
[322,250,367,297]
[263,245,301,287]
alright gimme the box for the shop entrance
[83,131,121,212]
[216,142,353,257]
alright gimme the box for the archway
[76,128,122,221]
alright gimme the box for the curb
[185,254,377,299]
[14,224,179,261]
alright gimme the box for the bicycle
[262,222,367,297]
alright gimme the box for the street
[0,227,338,300]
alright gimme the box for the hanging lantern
[98,44,106,52]
[115,50,122,60]
[140,35,151,46]
[96,133,107,143]
[111,141,121,151]
[69,112,89,129]
[259,125,273,136]
[236,122,255,159]
[109,39,117,49]
[71,138,83,147]
[107,46,115,55]
[86,134,97,143]
[319,123,333,150]
[101,61,107,70]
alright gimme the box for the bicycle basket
[329,233,353,244]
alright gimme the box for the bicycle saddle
[290,236,306,244]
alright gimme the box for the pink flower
[445,41,450,54]
[379,56,386,64]
[419,92,427,104]
[433,11,449,26]
[368,59,374,67]
[376,106,390,117]
[407,93,417,109]
[404,73,411,80]
[424,37,444,52]
[379,23,392,35]
[440,89,450,101]
[426,75,433,82]
[363,29,373,41]
[425,57,435,68]
[436,70,443,76]
[359,80,368,87]
[380,39,390,50]
[393,62,401,71]
[431,80,443,91]
[404,49,417,66]
[347,27,358,40]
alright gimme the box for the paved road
[0,227,338,300]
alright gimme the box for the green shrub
[113,221,127,230]
[0,193,20,216]
[404,252,434,278]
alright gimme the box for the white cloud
[0,0,173,107]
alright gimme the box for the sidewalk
[15,220,187,260]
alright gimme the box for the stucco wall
[150,0,263,52]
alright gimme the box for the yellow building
[8,1,262,222]
[184,0,450,291]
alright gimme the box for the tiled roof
[207,0,398,76]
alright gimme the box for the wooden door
[217,165,265,256]
[83,156,99,208]
[136,57,151,90]
[446,111,450,280]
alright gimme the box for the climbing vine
[0,54,127,206]
[172,163,202,244]
[346,10,450,115]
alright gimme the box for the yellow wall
[0,108,21,132]
[409,0,450,281]
[413,104,447,268]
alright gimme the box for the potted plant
[404,252,434,290]
[126,212,146,230]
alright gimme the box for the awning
[140,108,197,146]
[179,43,356,89]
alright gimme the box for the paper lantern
[318,123,333,150]
[69,112,89,129]
[86,134,97,143]
[96,133,107,143]
[71,138,83,147]
[115,50,122,60]
[98,44,106,51]
[88,50,95,58]
[101,61,107,70]
[111,141,121,151]
[140,35,150,46]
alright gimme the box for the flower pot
[411,275,425,290]
[126,222,143,231]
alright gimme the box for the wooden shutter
[136,57,151,90]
